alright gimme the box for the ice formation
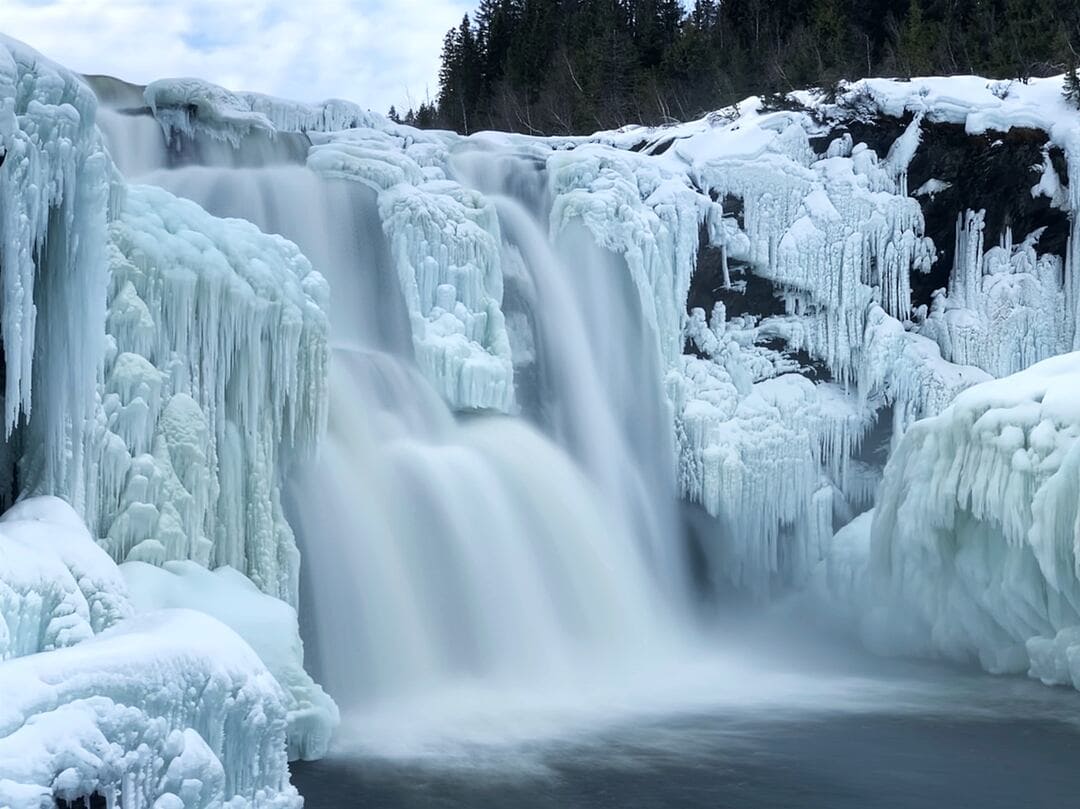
[307,128,515,412]
[824,353,1080,687]
[545,97,970,588]
[0,35,109,508]
[1,37,332,806]
[122,561,338,761]
[100,183,329,604]
[129,71,1015,596]
[918,213,1069,377]
[0,497,302,809]
[145,78,379,146]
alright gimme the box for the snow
[122,561,338,761]
[0,611,299,809]
[0,496,302,808]
[145,77,381,147]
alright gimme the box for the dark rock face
[807,105,1070,309]
[687,226,785,321]
[817,111,913,159]
[853,404,894,468]
[700,106,1072,329]
[56,795,107,809]
[906,123,1070,309]
[687,227,831,380]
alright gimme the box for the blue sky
[4,0,474,113]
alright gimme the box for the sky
[4,0,474,114]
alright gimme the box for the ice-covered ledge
[823,352,1080,685]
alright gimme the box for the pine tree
[811,0,847,75]
[414,102,438,129]
[1065,61,1080,109]
[897,0,933,78]
[387,105,401,123]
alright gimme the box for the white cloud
[3,0,473,113]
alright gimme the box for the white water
[96,99,699,741]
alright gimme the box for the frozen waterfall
[10,34,1080,803]
[95,98,695,732]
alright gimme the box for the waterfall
[96,100,695,746]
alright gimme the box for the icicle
[99,184,329,605]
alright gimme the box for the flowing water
[94,90,1080,807]
[99,95,690,710]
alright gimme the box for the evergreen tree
[811,0,847,75]
[428,0,1080,135]
[897,0,934,78]
[1065,61,1080,109]
[414,102,438,129]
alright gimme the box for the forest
[392,0,1080,134]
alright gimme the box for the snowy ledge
[824,352,1080,686]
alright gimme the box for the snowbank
[0,497,303,807]
[0,611,299,809]
[122,561,338,760]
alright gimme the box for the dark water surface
[291,656,1080,809]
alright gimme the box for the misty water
[290,616,1080,809]
[94,87,1080,808]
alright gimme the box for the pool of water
[290,621,1080,809]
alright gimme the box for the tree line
[387,0,1080,135]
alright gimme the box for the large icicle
[0,35,110,509]
[100,184,329,604]
[920,214,1067,377]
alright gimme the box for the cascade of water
[141,164,411,354]
[494,195,684,593]
[97,106,694,731]
[451,145,684,591]
[291,349,676,708]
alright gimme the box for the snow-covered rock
[145,77,381,146]
[0,497,131,661]
[0,496,304,807]
[0,611,299,809]
[122,560,338,761]
[827,353,1080,682]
